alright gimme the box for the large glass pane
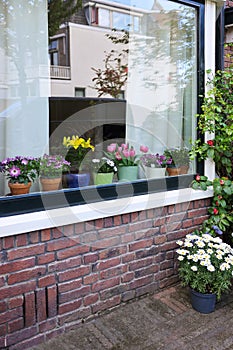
[126,0,197,174]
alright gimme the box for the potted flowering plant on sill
[63,135,95,188]
[176,229,233,313]
[0,156,39,195]
[164,147,190,175]
[39,154,71,191]
[140,153,173,179]
[106,143,148,181]
[91,157,117,185]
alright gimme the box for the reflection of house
[49,0,155,97]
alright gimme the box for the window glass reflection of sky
[105,0,181,11]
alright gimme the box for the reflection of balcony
[50,65,71,80]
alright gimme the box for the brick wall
[0,198,211,350]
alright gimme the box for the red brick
[129,257,153,271]
[94,218,103,229]
[38,275,56,288]
[38,252,55,265]
[129,220,152,233]
[8,296,24,309]
[83,253,99,264]
[63,224,74,236]
[98,226,126,240]
[36,289,47,322]
[113,215,122,226]
[187,208,208,218]
[48,256,82,273]
[46,237,77,252]
[7,245,45,260]
[24,292,36,327]
[16,234,28,247]
[153,217,166,227]
[3,236,15,249]
[100,265,127,280]
[83,273,99,285]
[58,299,82,315]
[39,318,57,333]
[99,246,127,259]
[131,212,139,222]
[0,281,36,299]
[0,324,6,337]
[91,237,120,251]
[193,216,208,225]
[0,277,5,288]
[80,231,98,244]
[83,293,99,306]
[122,252,135,263]
[74,222,85,234]
[8,267,46,285]
[0,257,35,275]
[6,324,37,347]
[154,235,167,245]
[58,279,82,293]
[47,285,58,317]
[182,219,193,228]
[92,277,120,293]
[134,265,158,278]
[93,257,121,272]
[122,213,130,224]
[168,205,175,214]
[52,227,63,239]
[0,307,23,325]
[104,217,113,228]
[129,238,153,252]
[92,295,121,314]
[57,245,90,260]
[121,272,134,283]
[121,232,135,243]
[58,266,90,282]
[41,229,51,241]
[59,286,91,303]
[0,301,7,313]
[129,275,153,290]
[29,231,39,244]
[85,221,95,231]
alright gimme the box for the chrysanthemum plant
[176,230,233,300]
[91,157,117,174]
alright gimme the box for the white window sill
[0,188,213,237]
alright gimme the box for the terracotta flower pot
[40,177,61,191]
[166,167,181,176]
[8,182,32,195]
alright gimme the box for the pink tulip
[140,145,149,153]
[121,143,128,150]
[122,150,130,158]
[129,149,136,157]
[115,152,122,160]
[107,144,116,152]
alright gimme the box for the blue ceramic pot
[65,173,90,188]
[190,289,216,314]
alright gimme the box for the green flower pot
[93,172,114,185]
[118,166,138,182]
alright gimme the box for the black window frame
[0,0,205,218]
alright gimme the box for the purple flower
[212,225,223,235]
[9,166,21,177]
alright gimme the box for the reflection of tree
[48,0,81,37]
[91,29,129,99]
[130,6,196,90]
[0,0,47,104]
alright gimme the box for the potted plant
[63,135,95,188]
[0,156,39,195]
[140,153,173,179]
[91,157,117,185]
[39,154,71,191]
[176,229,233,313]
[106,143,148,181]
[164,147,190,175]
